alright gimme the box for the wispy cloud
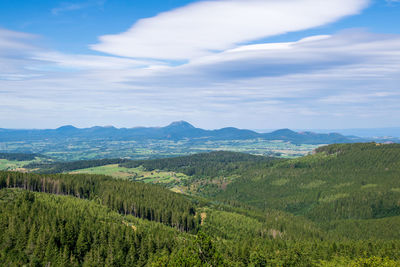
[91,0,370,60]
[385,0,400,6]
[51,0,106,15]
[0,28,43,81]
[32,52,162,71]
[1,25,400,129]
[0,28,37,52]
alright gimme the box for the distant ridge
[298,127,400,138]
[56,125,78,132]
[165,121,195,129]
[0,121,395,144]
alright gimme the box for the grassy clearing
[70,164,137,179]
[0,158,43,171]
[69,164,190,188]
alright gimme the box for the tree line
[0,171,200,232]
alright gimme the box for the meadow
[69,164,190,192]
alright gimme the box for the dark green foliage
[324,216,400,240]
[201,208,326,242]
[1,183,400,265]
[0,152,44,161]
[0,189,188,266]
[0,171,199,232]
[1,143,400,265]
[26,158,131,173]
[120,151,276,177]
[212,143,400,227]
[315,142,400,155]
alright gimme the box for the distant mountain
[0,121,381,145]
[291,127,400,138]
[56,125,78,132]
[261,129,358,144]
[165,120,195,129]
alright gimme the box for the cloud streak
[51,0,106,15]
[91,0,370,60]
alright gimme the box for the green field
[0,159,29,171]
[0,158,45,171]
[0,154,52,172]
[69,164,190,192]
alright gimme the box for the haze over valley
[1,121,398,161]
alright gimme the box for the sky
[0,0,399,130]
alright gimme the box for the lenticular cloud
[91,0,370,60]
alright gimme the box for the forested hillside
[27,151,273,176]
[120,151,275,177]
[3,188,399,266]
[211,143,400,227]
[0,189,189,266]
[0,172,199,232]
[1,143,400,266]
[26,158,131,174]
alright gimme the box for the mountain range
[0,121,397,144]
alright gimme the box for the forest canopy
[1,143,400,266]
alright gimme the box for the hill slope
[1,144,400,265]
[211,143,400,223]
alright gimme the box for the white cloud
[32,52,162,70]
[115,29,400,86]
[0,28,44,81]
[1,26,400,129]
[0,28,37,54]
[91,0,369,60]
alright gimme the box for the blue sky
[0,0,399,129]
